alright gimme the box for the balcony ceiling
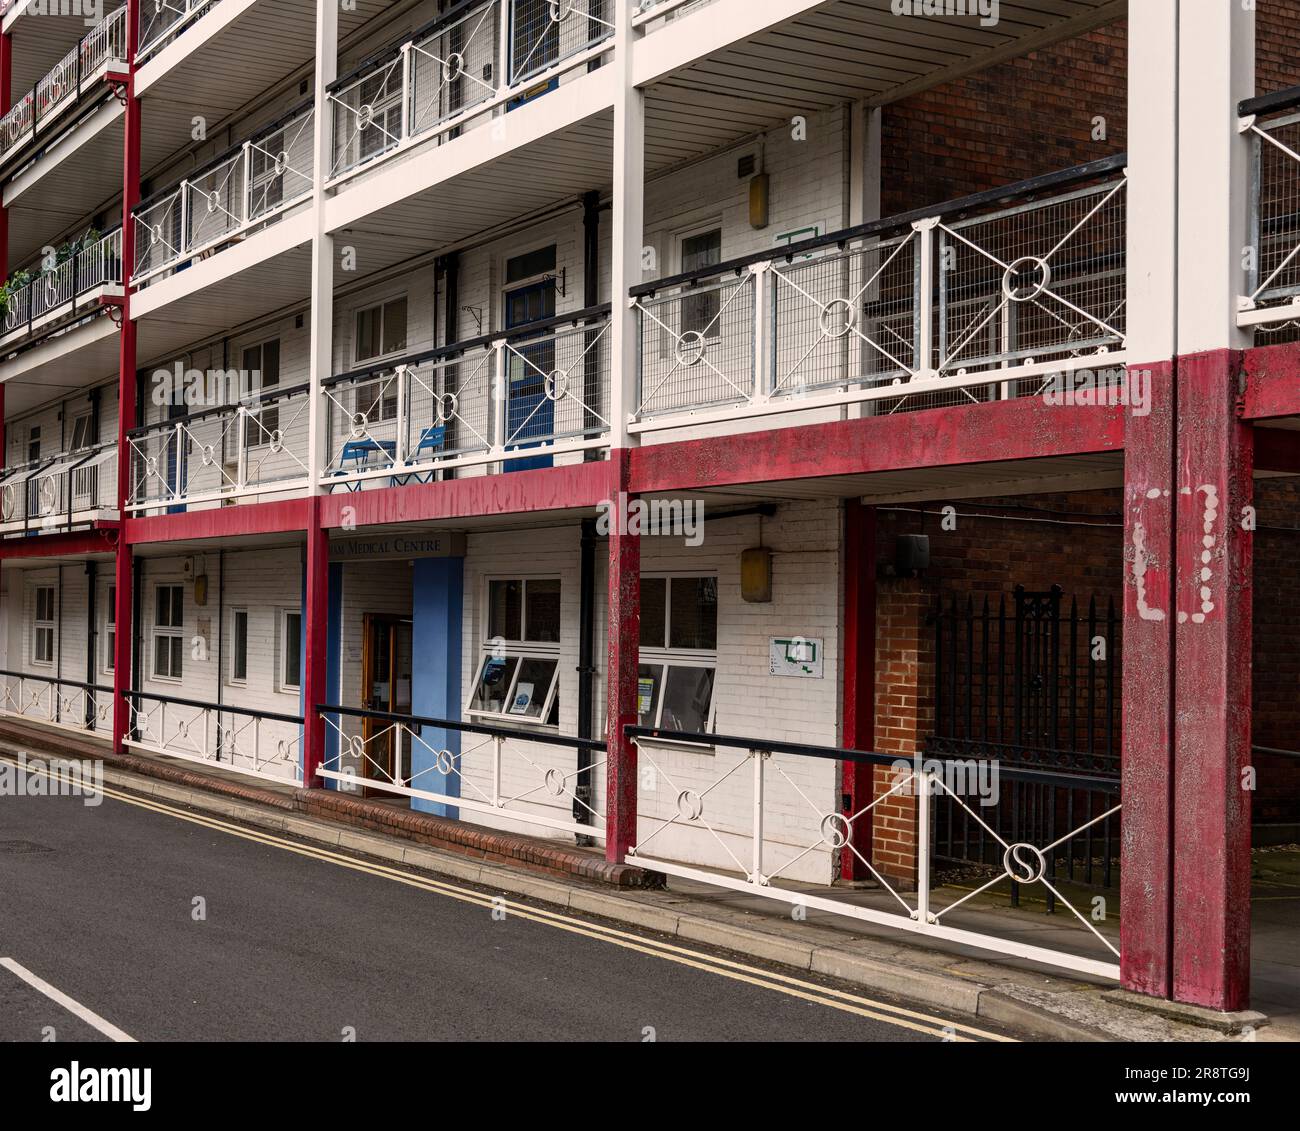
[334,109,615,284]
[644,0,1126,174]
[0,311,120,416]
[8,7,117,91]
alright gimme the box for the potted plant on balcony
[0,267,33,319]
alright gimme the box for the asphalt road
[0,766,1009,1043]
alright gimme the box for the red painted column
[1172,350,1254,1011]
[605,449,640,863]
[840,499,875,881]
[301,497,329,786]
[1120,360,1176,999]
[112,1,141,753]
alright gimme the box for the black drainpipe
[85,561,97,728]
[56,564,64,724]
[130,555,143,743]
[574,518,598,845]
[216,549,225,761]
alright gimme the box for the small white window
[230,608,249,685]
[467,577,562,725]
[33,586,55,666]
[242,338,281,441]
[153,584,184,681]
[637,575,718,734]
[70,413,94,451]
[354,296,408,365]
[103,584,116,674]
[280,609,302,691]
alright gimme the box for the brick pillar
[871,577,935,888]
[605,450,640,863]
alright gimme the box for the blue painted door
[504,277,555,472]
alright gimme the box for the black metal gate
[927,586,1121,899]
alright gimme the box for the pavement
[0,743,1288,1043]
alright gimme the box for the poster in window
[511,682,535,715]
[637,677,656,717]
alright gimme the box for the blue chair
[333,438,397,492]
[391,425,447,486]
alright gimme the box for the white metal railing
[322,306,610,488]
[126,384,311,510]
[138,0,215,61]
[329,0,613,181]
[0,443,116,531]
[632,168,1129,427]
[1,228,123,341]
[632,0,717,30]
[132,101,315,287]
[319,705,606,841]
[1240,96,1300,330]
[125,691,304,786]
[627,727,1122,981]
[0,670,113,735]
[0,5,127,167]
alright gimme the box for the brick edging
[0,720,656,889]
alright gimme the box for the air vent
[738,154,756,179]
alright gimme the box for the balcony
[321,304,610,490]
[0,442,117,537]
[1239,84,1300,338]
[125,383,311,512]
[0,4,128,176]
[630,158,1128,432]
[0,228,123,351]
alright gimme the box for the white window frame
[637,573,719,736]
[229,607,249,686]
[352,294,409,368]
[69,412,94,451]
[103,583,116,675]
[466,575,562,726]
[241,336,282,446]
[279,607,302,693]
[32,585,55,667]
[152,583,185,682]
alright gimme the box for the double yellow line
[3,755,1013,1042]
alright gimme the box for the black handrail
[1253,744,1300,761]
[1241,84,1300,119]
[624,724,1121,794]
[126,380,312,438]
[127,689,304,727]
[0,669,114,695]
[133,96,315,216]
[629,153,1129,298]
[322,301,612,390]
[319,703,607,753]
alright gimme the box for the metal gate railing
[929,587,1120,904]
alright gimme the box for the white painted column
[609,0,646,447]
[307,0,339,492]
[1176,0,1255,355]
[1125,0,1178,365]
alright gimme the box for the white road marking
[0,957,136,1043]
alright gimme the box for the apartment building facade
[0,0,1294,1015]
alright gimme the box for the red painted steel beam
[1241,341,1300,420]
[0,528,118,560]
[629,398,1125,495]
[124,498,312,544]
[302,497,329,787]
[0,29,9,281]
[317,460,612,529]
[1171,350,1254,1011]
[605,451,639,864]
[113,0,141,755]
[1120,360,1176,999]
[840,500,875,882]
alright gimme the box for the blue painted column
[411,557,463,816]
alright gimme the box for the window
[104,585,116,673]
[680,228,722,338]
[637,575,718,735]
[27,426,39,464]
[230,608,248,685]
[153,584,184,681]
[468,577,562,724]
[243,338,281,440]
[33,586,55,666]
[356,70,402,164]
[280,609,302,691]
[355,297,408,364]
[70,413,94,451]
